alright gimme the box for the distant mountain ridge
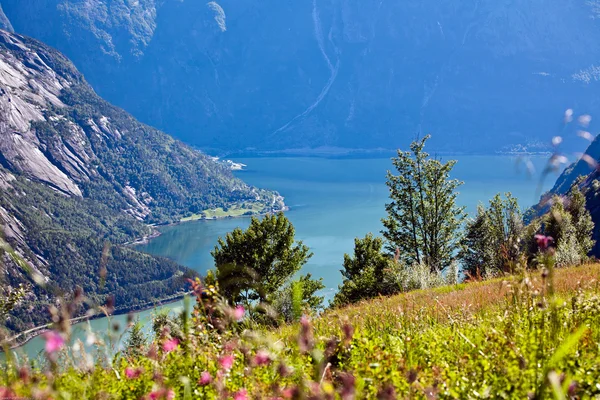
[2,0,600,153]
[0,30,281,336]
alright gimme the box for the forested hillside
[0,30,282,336]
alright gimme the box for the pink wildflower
[43,331,65,354]
[253,350,271,366]
[125,367,142,379]
[219,354,235,370]
[234,305,245,321]
[233,389,248,400]
[198,371,212,386]
[534,234,554,251]
[162,338,179,353]
[0,387,15,399]
[148,388,175,400]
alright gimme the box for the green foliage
[333,234,400,306]
[382,135,466,272]
[3,265,600,399]
[542,185,595,267]
[272,274,325,323]
[124,318,147,359]
[565,185,595,257]
[212,213,312,305]
[0,175,195,335]
[460,193,524,277]
[334,234,456,307]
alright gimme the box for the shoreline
[3,292,190,352]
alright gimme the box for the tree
[333,234,400,306]
[273,274,325,323]
[565,185,595,257]
[124,318,147,358]
[459,193,524,277]
[459,204,494,278]
[542,185,594,267]
[382,135,466,272]
[212,213,313,305]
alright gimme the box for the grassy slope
[4,264,600,399]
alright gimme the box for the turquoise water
[9,155,560,360]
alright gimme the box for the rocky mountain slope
[0,30,282,336]
[3,0,600,154]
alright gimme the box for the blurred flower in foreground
[125,367,143,379]
[162,338,179,353]
[198,371,212,386]
[219,354,235,370]
[43,331,65,354]
[253,350,271,366]
[565,109,573,123]
[578,114,592,127]
[534,234,553,251]
[147,388,175,400]
[234,305,245,321]
[233,389,248,400]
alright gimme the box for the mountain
[0,30,282,336]
[535,133,600,255]
[2,0,600,154]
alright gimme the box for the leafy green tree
[333,234,400,306]
[273,274,325,323]
[124,318,147,358]
[382,135,466,272]
[212,213,312,305]
[460,193,524,276]
[565,185,595,257]
[459,204,494,278]
[542,186,594,267]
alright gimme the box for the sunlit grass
[181,202,267,221]
[2,264,600,398]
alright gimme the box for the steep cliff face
[3,0,600,153]
[0,30,281,336]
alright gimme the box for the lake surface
[10,155,561,360]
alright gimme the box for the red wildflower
[534,234,554,251]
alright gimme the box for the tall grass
[1,264,599,399]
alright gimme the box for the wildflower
[162,338,179,353]
[339,373,356,400]
[148,388,175,400]
[534,234,553,251]
[198,371,212,386]
[125,367,143,379]
[298,315,314,353]
[43,331,65,354]
[253,350,271,366]
[219,354,235,370]
[277,362,291,377]
[0,387,15,399]
[233,389,249,400]
[234,305,245,321]
[281,387,299,399]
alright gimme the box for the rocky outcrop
[0,5,13,32]
[0,29,281,335]
[3,0,600,153]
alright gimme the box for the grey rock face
[0,5,14,32]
